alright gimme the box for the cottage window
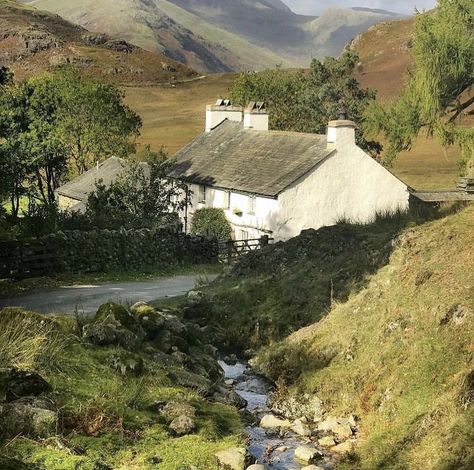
[239,230,249,240]
[198,185,206,203]
[248,195,256,214]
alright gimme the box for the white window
[239,230,249,240]
[248,195,256,214]
[197,185,206,203]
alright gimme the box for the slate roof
[411,190,474,202]
[56,157,130,201]
[168,120,335,197]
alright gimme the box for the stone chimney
[244,101,269,131]
[205,99,243,132]
[327,109,356,148]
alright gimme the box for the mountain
[0,0,197,83]
[23,0,405,72]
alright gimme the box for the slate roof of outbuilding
[168,120,335,197]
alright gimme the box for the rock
[94,302,139,332]
[107,353,144,376]
[292,418,313,437]
[161,401,196,421]
[168,369,213,396]
[225,379,236,386]
[83,315,142,350]
[317,416,353,439]
[275,446,289,452]
[294,446,321,465]
[0,396,57,438]
[169,415,196,436]
[154,328,188,354]
[215,447,255,470]
[131,302,165,334]
[301,466,325,470]
[260,414,292,429]
[187,290,204,304]
[0,369,51,402]
[318,436,336,447]
[213,387,247,409]
[224,354,238,366]
[246,465,268,470]
[331,440,355,454]
[332,422,353,439]
[270,393,324,421]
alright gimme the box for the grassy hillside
[0,304,243,469]
[0,0,196,84]
[183,203,474,469]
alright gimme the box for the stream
[219,360,335,469]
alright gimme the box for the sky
[282,0,438,15]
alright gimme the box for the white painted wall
[273,144,410,240]
[205,107,242,132]
[243,112,269,131]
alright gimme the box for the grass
[0,263,223,299]
[251,204,474,469]
[0,306,243,469]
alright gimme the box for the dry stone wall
[0,228,217,279]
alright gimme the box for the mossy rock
[131,302,165,335]
[94,303,140,333]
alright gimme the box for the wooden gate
[218,235,273,263]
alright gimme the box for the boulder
[94,302,139,332]
[292,418,313,437]
[0,369,51,402]
[107,353,144,376]
[246,465,268,470]
[294,446,321,465]
[301,466,324,470]
[213,387,247,409]
[154,328,189,354]
[270,393,324,422]
[169,415,196,436]
[83,315,142,350]
[187,290,204,304]
[260,414,292,429]
[317,416,353,439]
[331,440,355,454]
[318,436,336,447]
[0,396,57,438]
[215,447,255,470]
[224,354,238,366]
[161,401,197,421]
[131,302,165,334]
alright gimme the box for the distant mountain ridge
[23,0,406,73]
[0,0,197,83]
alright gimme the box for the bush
[191,208,232,241]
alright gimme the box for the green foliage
[0,68,141,218]
[230,52,382,156]
[86,153,186,230]
[366,0,474,173]
[191,208,232,241]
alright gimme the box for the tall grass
[0,308,68,372]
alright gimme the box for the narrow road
[0,275,217,315]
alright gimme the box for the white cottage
[169,100,410,241]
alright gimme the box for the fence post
[226,240,234,264]
[260,235,269,248]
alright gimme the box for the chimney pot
[205,99,243,132]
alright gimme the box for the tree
[86,152,187,229]
[51,68,142,174]
[230,52,382,157]
[365,0,474,174]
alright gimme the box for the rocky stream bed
[218,358,356,469]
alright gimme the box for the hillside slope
[0,0,196,83]
[185,204,474,469]
[25,0,403,71]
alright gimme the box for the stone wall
[0,228,218,279]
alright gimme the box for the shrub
[191,208,232,241]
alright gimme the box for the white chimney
[205,99,243,132]
[244,101,269,131]
[327,118,356,149]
